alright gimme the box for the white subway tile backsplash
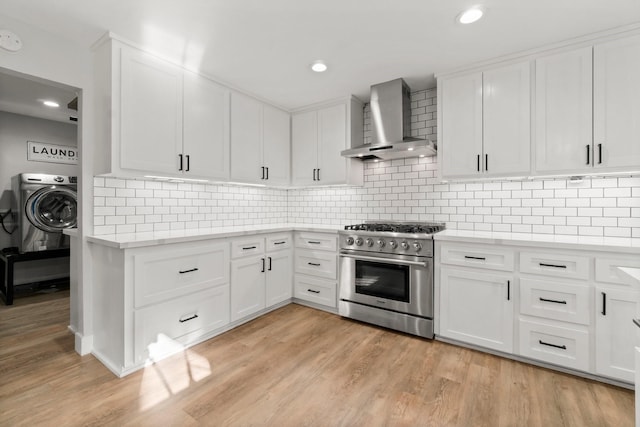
[93,88,637,238]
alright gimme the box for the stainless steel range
[338,221,445,339]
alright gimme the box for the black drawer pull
[179,314,199,323]
[274,241,286,245]
[507,280,510,301]
[464,256,486,261]
[601,292,607,316]
[539,297,567,305]
[539,263,567,269]
[308,241,321,245]
[308,262,321,266]
[242,246,257,250]
[179,268,199,274]
[307,289,320,294]
[633,319,640,329]
[539,340,566,350]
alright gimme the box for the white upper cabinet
[230,92,290,186]
[439,61,530,180]
[119,47,184,175]
[291,97,364,187]
[183,71,230,180]
[534,47,593,174]
[594,34,640,171]
[94,37,231,180]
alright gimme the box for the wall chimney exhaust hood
[342,78,436,161]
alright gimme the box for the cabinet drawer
[295,249,337,280]
[133,241,229,308]
[595,257,640,286]
[134,285,230,364]
[520,251,589,280]
[266,233,292,252]
[520,278,590,325]
[295,232,337,252]
[440,243,514,271]
[519,319,589,371]
[294,275,336,308]
[231,237,265,259]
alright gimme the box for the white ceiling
[1,0,640,110]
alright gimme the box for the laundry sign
[27,141,79,165]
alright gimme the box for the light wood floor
[0,294,634,427]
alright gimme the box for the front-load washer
[11,173,78,252]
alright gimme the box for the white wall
[0,12,94,354]
[0,111,78,249]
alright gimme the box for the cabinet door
[440,72,483,178]
[317,103,347,185]
[230,256,266,321]
[483,61,531,176]
[535,47,593,174]
[120,47,183,174]
[230,93,263,183]
[262,105,291,186]
[266,250,292,307]
[440,267,514,352]
[594,35,640,170]
[183,72,230,180]
[291,110,318,185]
[595,287,637,382]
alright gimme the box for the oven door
[339,250,433,318]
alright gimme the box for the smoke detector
[0,30,23,52]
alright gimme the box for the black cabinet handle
[634,319,640,329]
[539,340,566,350]
[308,262,321,266]
[317,169,320,181]
[464,255,486,261]
[477,154,480,172]
[485,154,488,171]
[308,241,321,245]
[274,241,286,245]
[266,167,269,180]
[179,314,198,323]
[539,263,567,269]
[179,268,198,274]
[261,258,265,273]
[268,256,272,271]
[307,289,320,294]
[507,280,510,301]
[313,169,317,181]
[186,154,190,172]
[261,166,265,180]
[179,154,183,171]
[602,292,607,316]
[242,246,257,250]
[598,143,602,164]
[586,144,590,165]
[539,297,567,305]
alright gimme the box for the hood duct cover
[341,78,436,161]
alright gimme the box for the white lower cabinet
[439,266,514,353]
[595,286,637,382]
[292,232,338,309]
[230,233,292,322]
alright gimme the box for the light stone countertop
[86,223,342,249]
[434,229,640,254]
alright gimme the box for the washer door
[26,186,77,232]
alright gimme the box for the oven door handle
[339,253,428,267]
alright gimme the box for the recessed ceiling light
[43,100,59,108]
[311,60,327,73]
[457,7,484,24]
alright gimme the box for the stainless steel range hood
[341,78,436,161]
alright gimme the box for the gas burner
[343,222,445,234]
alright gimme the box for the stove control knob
[377,239,385,248]
[355,237,364,246]
[400,241,409,250]
[346,237,355,245]
[365,238,374,247]
[413,242,422,252]
[388,240,397,249]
